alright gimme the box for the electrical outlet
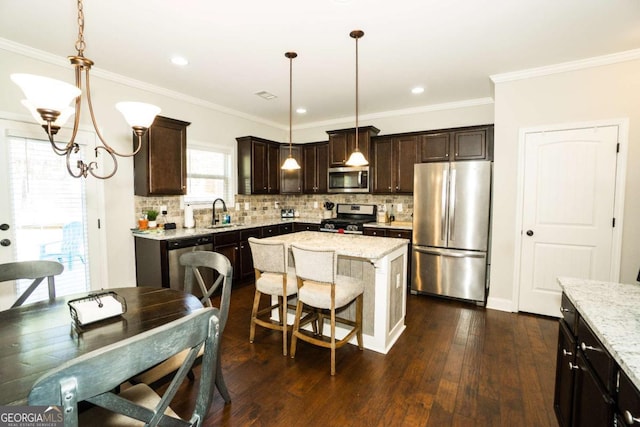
[274,201,280,208]
[397,203,403,212]
[160,205,168,215]
[235,203,240,211]
[244,202,250,210]
[396,273,401,288]
[313,201,318,209]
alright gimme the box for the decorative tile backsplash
[135,193,414,229]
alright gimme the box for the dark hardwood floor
[159,282,559,426]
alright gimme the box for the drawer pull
[568,362,579,370]
[624,410,640,425]
[580,342,597,352]
[560,306,572,313]
[562,349,573,357]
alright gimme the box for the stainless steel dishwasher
[167,235,214,294]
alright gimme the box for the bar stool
[248,237,298,355]
[290,244,364,375]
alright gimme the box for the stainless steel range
[319,203,377,234]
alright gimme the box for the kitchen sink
[206,224,237,229]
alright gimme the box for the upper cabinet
[134,116,190,196]
[327,126,380,167]
[280,145,302,194]
[237,136,281,195]
[419,125,494,163]
[302,142,329,194]
[372,135,419,194]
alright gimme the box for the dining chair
[290,244,364,375]
[248,237,300,356]
[0,260,64,309]
[28,307,220,427]
[131,251,232,404]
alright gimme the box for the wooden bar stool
[248,237,298,355]
[290,244,364,375]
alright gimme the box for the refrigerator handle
[449,168,456,242]
[414,247,486,259]
[441,168,448,239]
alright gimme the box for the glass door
[0,119,103,309]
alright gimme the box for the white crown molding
[490,48,640,83]
[0,37,284,129]
[293,97,495,130]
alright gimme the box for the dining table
[0,286,203,406]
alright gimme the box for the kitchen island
[263,231,409,354]
[556,277,640,425]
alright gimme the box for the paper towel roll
[184,204,195,228]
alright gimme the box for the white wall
[491,58,640,309]
[0,48,283,289]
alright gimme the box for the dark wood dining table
[0,286,203,406]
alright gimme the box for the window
[185,144,234,205]
[1,123,100,304]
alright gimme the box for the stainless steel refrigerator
[411,161,492,303]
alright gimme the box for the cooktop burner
[320,203,377,234]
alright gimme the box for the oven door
[328,166,369,193]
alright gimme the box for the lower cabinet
[554,292,623,427]
[293,222,320,232]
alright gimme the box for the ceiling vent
[255,90,277,100]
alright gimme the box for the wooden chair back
[0,260,64,308]
[28,307,220,427]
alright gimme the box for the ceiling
[1,1,639,129]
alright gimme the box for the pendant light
[10,0,160,179]
[345,30,368,167]
[281,52,301,170]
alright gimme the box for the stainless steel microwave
[328,166,369,193]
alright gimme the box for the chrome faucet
[212,198,227,225]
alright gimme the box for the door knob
[526,230,534,236]
[0,239,11,247]
[0,224,9,231]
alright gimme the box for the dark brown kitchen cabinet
[327,126,379,167]
[214,231,240,281]
[451,127,493,161]
[418,125,494,163]
[280,145,302,194]
[554,292,617,427]
[293,222,320,232]
[617,370,640,426]
[134,116,190,196]
[419,132,450,162]
[239,228,261,281]
[372,135,418,194]
[237,136,281,195]
[302,142,328,193]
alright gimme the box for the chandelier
[281,51,301,170]
[10,0,160,179]
[345,30,368,167]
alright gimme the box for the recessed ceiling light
[296,107,307,114]
[255,91,277,100]
[411,86,425,94]
[171,56,189,66]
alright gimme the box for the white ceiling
[1,0,639,129]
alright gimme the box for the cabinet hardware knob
[580,342,596,352]
[568,362,579,370]
[624,410,640,425]
[562,349,573,357]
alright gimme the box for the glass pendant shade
[116,102,161,128]
[281,155,301,170]
[21,100,75,127]
[345,149,368,166]
[11,73,81,113]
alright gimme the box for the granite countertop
[363,221,413,230]
[263,230,409,262]
[558,276,640,390]
[131,217,322,241]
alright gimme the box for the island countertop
[558,277,640,391]
[263,231,409,262]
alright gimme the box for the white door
[0,118,103,310]
[518,125,620,317]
